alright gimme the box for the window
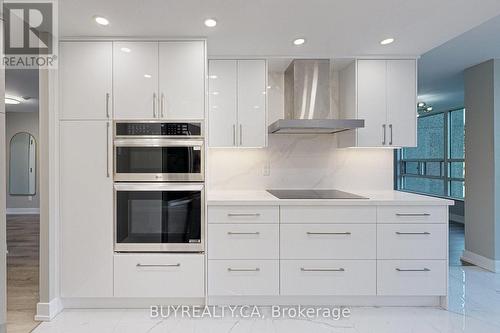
[396,108,465,200]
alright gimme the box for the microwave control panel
[115,122,202,137]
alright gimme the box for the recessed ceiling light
[212,91,219,95]
[5,97,21,105]
[417,102,426,108]
[144,74,152,78]
[94,16,110,26]
[380,38,395,45]
[204,18,217,27]
[293,38,306,46]
[209,75,218,79]
[426,106,433,112]
[120,47,131,53]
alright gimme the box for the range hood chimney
[268,59,364,134]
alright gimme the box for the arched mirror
[9,132,36,196]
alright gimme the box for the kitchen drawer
[377,224,447,259]
[377,206,447,224]
[280,260,376,295]
[208,260,279,296]
[280,206,376,224]
[377,260,447,296]
[208,205,279,224]
[280,224,376,259]
[208,224,279,259]
[114,254,204,298]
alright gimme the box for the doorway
[5,69,40,333]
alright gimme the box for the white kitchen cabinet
[208,59,267,147]
[158,41,205,120]
[59,42,112,120]
[237,60,267,147]
[339,59,417,148]
[208,60,237,146]
[113,42,159,120]
[60,121,113,297]
[208,205,279,224]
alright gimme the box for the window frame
[396,107,465,201]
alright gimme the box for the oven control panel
[115,122,202,137]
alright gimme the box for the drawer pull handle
[395,232,431,235]
[136,263,180,268]
[396,268,430,272]
[300,268,345,272]
[227,232,260,235]
[396,213,431,217]
[227,213,261,217]
[228,268,260,272]
[307,232,351,235]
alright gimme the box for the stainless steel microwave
[113,121,204,182]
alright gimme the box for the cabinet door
[208,60,237,147]
[60,42,112,120]
[237,60,267,147]
[159,41,205,120]
[60,121,113,297]
[356,60,387,147]
[113,42,158,120]
[387,59,417,147]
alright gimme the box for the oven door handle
[114,139,204,147]
[114,182,205,191]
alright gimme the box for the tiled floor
[6,214,40,333]
[29,221,500,333]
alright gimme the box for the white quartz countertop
[207,190,455,206]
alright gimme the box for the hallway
[6,215,40,333]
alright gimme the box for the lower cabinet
[377,260,447,296]
[114,254,205,298]
[208,260,279,296]
[280,260,376,296]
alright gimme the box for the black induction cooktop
[266,189,368,200]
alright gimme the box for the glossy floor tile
[31,265,500,333]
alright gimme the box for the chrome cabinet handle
[395,231,431,235]
[227,213,261,217]
[389,124,393,145]
[161,93,165,118]
[153,92,157,118]
[396,213,431,217]
[136,263,180,268]
[382,124,386,145]
[105,93,110,118]
[306,232,351,235]
[227,232,260,235]
[301,268,345,272]
[396,268,430,272]
[106,122,110,178]
[239,124,243,146]
[228,268,260,272]
[233,124,236,146]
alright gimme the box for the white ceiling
[5,69,39,113]
[418,14,500,112]
[59,0,500,58]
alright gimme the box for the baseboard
[0,323,6,333]
[6,208,40,215]
[35,298,63,321]
[461,250,500,272]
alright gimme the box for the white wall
[207,71,394,192]
[0,20,7,333]
[5,112,40,211]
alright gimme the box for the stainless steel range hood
[268,59,364,134]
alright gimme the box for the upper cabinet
[208,59,267,147]
[159,41,205,120]
[339,59,417,148]
[113,42,159,120]
[59,42,113,120]
[113,40,205,120]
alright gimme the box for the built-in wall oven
[114,121,204,182]
[113,121,205,253]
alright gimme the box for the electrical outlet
[263,161,271,176]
